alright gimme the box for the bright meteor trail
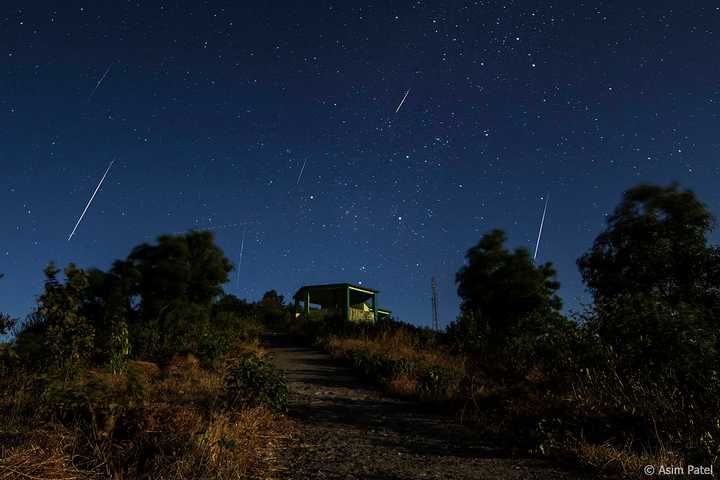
[236,228,246,289]
[67,160,115,241]
[88,63,113,100]
[296,159,307,185]
[395,89,411,113]
[533,195,549,261]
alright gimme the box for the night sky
[2,1,720,328]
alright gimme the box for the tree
[259,290,284,312]
[0,314,14,337]
[453,229,562,349]
[115,231,233,360]
[123,231,232,315]
[577,183,720,382]
[257,290,288,330]
[578,183,715,307]
[80,268,133,368]
[33,263,95,377]
[0,273,13,336]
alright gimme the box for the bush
[200,311,263,366]
[39,368,145,432]
[571,341,720,465]
[416,363,462,401]
[224,354,288,412]
[345,349,423,388]
[0,343,18,377]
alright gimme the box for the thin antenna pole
[431,277,439,331]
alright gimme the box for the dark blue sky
[2,1,719,327]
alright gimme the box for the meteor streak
[88,63,113,100]
[395,89,411,113]
[236,229,246,288]
[533,195,549,261]
[68,160,115,241]
[296,159,307,185]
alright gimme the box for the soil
[265,335,593,480]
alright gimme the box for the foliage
[0,343,18,377]
[224,353,288,412]
[0,353,285,479]
[110,231,233,360]
[347,349,417,387]
[570,183,720,464]
[39,369,144,435]
[570,341,720,465]
[109,318,131,374]
[578,183,716,307]
[38,264,96,378]
[201,305,263,366]
[0,231,282,479]
[0,312,16,336]
[123,230,232,310]
[80,267,134,366]
[416,364,463,401]
[582,295,716,379]
[0,311,18,377]
[452,229,563,351]
[325,326,464,403]
[257,290,290,330]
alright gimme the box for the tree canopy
[120,231,233,317]
[578,183,716,306]
[454,229,562,346]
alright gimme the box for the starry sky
[2,1,720,328]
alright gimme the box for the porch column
[305,289,310,320]
[294,297,299,319]
[344,286,350,322]
[372,293,377,322]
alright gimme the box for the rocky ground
[265,335,591,480]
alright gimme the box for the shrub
[416,363,462,401]
[109,319,131,374]
[36,264,96,378]
[346,350,422,388]
[39,368,145,436]
[200,311,263,366]
[224,354,288,412]
[571,342,720,465]
[0,343,18,377]
[0,312,16,336]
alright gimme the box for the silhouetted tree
[14,263,95,377]
[112,231,233,360]
[213,294,255,319]
[259,290,284,310]
[578,183,716,308]
[577,183,720,379]
[123,231,232,314]
[258,290,288,330]
[452,229,562,349]
[0,273,12,336]
[0,313,14,337]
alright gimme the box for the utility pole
[431,277,439,331]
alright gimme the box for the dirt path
[266,335,588,480]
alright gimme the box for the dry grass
[575,441,682,478]
[327,331,462,373]
[388,375,417,398]
[0,345,292,480]
[325,329,692,479]
[0,424,104,480]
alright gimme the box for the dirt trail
[266,335,588,480]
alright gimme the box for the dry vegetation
[326,330,463,400]
[0,347,292,480]
[322,324,704,478]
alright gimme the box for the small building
[292,283,392,323]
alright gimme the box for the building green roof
[292,283,379,300]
